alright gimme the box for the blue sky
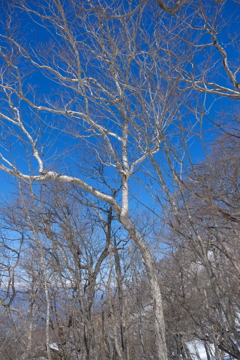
[0,0,239,207]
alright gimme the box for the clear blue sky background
[0,0,239,205]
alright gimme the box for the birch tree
[0,1,239,358]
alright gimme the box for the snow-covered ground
[187,340,231,360]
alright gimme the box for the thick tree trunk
[120,214,168,360]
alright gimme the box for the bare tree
[0,1,239,359]
[151,130,240,359]
[0,181,156,359]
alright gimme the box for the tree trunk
[120,214,168,360]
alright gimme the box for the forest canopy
[0,1,239,359]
